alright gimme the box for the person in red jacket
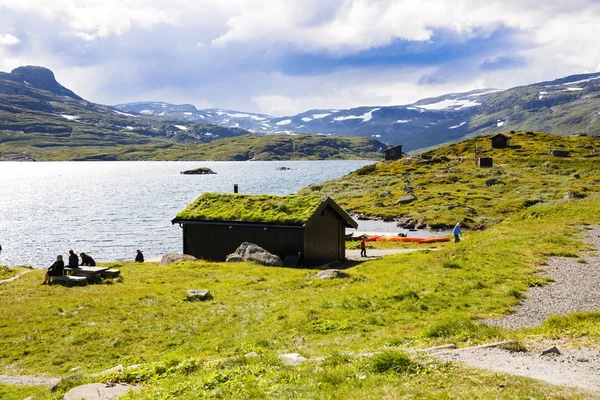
[360,236,367,257]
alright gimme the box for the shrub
[355,164,377,175]
[371,351,416,373]
[442,260,461,269]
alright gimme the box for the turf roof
[174,193,325,224]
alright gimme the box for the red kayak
[365,235,449,244]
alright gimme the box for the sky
[1,0,600,116]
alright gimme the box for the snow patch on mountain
[175,125,189,130]
[61,114,78,120]
[396,119,410,123]
[448,122,466,129]
[418,99,480,110]
[302,117,312,122]
[497,121,505,127]
[276,119,292,126]
[140,110,153,115]
[312,113,331,119]
[113,110,137,117]
[333,108,380,122]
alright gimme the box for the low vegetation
[300,131,600,228]
[1,194,599,398]
[0,265,17,280]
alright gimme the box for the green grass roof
[174,193,325,224]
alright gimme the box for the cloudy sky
[1,0,600,116]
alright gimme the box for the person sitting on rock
[68,249,79,269]
[80,252,96,266]
[135,249,144,263]
[41,255,64,285]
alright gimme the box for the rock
[484,178,502,187]
[574,174,581,179]
[99,365,124,375]
[69,366,82,372]
[378,191,392,198]
[540,346,561,356]
[159,253,198,265]
[447,204,457,210]
[395,194,417,205]
[64,383,141,400]
[187,289,212,301]
[280,353,307,366]
[373,201,385,207]
[315,269,349,279]
[181,167,217,175]
[244,352,259,358]
[226,242,283,266]
[548,149,570,157]
[277,166,296,171]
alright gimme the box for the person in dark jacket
[68,250,79,269]
[80,252,96,266]
[42,255,64,285]
[135,249,144,263]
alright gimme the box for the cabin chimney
[234,184,239,193]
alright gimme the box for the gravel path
[488,226,600,329]
[0,374,60,388]
[434,347,600,395]
[0,270,30,285]
[346,248,435,261]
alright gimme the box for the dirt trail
[0,270,31,285]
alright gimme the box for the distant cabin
[478,157,493,168]
[491,133,511,149]
[385,145,403,161]
[171,193,358,267]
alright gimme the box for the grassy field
[1,195,599,398]
[300,131,600,229]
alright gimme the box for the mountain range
[117,72,600,151]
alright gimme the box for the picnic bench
[51,275,87,284]
[65,266,110,278]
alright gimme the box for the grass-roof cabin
[385,145,403,161]
[491,133,511,148]
[171,193,358,266]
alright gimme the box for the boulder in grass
[187,289,212,301]
[226,242,283,266]
[160,253,197,265]
[280,353,307,366]
[316,269,349,279]
[395,194,417,205]
[64,383,140,400]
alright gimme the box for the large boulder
[64,383,140,400]
[395,194,417,205]
[160,253,198,265]
[315,269,349,279]
[226,242,283,266]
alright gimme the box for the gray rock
[373,201,385,207]
[540,346,561,356]
[226,242,283,266]
[187,289,212,301]
[159,253,197,265]
[484,178,502,186]
[396,194,417,205]
[244,352,259,358]
[64,383,140,400]
[316,269,349,279]
[548,149,570,157]
[378,191,392,198]
[280,353,307,366]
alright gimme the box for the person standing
[41,255,64,285]
[68,250,79,269]
[135,249,144,263]
[453,222,463,243]
[360,236,367,257]
[80,252,96,266]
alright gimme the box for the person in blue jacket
[453,222,463,243]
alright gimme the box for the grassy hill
[1,131,600,398]
[300,131,600,229]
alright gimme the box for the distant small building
[491,133,511,149]
[171,193,357,266]
[385,145,403,161]
[478,157,493,168]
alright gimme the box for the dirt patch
[434,346,600,396]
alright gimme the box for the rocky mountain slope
[0,66,249,160]
[117,73,600,151]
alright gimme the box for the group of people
[41,249,144,285]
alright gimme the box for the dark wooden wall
[385,146,403,161]
[491,136,510,148]
[304,206,346,266]
[182,222,304,261]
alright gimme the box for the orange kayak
[366,236,449,244]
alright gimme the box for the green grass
[174,193,324,224]
[1,197,599,398]
[0,265,17,280]
[0,383,50,399]
[300,131,600,228]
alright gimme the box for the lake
[0,160,374,268]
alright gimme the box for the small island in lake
[277,166,296,171]
[181,167,217,175]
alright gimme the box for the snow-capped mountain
[115,72,600,151]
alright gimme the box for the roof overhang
[171,218,305,229]
[311,197,358,229]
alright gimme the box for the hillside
[0,66,249,161]
[117,73,600,151]
[299,131,600,229]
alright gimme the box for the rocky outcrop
[159,253,198,265]
[315,269,349,279]
[395,194,417,205]
[226,242,283,266]
[0,66,82,100]
[181,167,216,175]
[64,383,140,400]
[187,289,212,301]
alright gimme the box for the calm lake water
[0,161,374,268]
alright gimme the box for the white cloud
[0,33,20,45]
